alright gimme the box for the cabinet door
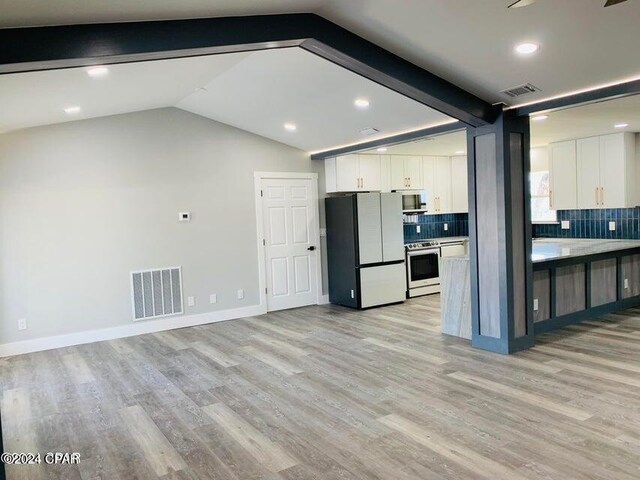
[599,134,626,208]
[358,155,381,191]
[576,137,600,209]
[421,156,436,211]
[379,155,392,192]
[335,155,360,192]
[550,140,577,210]
[434,156,452,213]
[390,157,407,190]
[450,155,468,213]
[405,156,422,189]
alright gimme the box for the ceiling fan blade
[604,0,628,6]
[508,0,538,7]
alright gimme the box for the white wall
[0,108,326,349]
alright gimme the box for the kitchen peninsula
[441,238,640,340]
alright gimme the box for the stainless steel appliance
[405,238,468,297]
[406,241,441,297]
[401,190,429,212]
[325,192,406,309]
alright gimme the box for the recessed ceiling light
[64,106,81,114]
[515,42,539,55]
[376,147,387,153]
[354,98,370,109]
[284,123,297,132]
[614,123,629,128]
[455,150,465,155]
[532,115,548,121]
[87,66,109,77]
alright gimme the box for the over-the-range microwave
[398,190,429,212]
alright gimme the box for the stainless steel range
[405,241,441,297]
[405,238,467,297]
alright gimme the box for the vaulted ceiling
[0,48,453,152]
[2,0,639,107]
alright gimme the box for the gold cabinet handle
[595,187,599,206]
[549,189,553,208]
[600,187,604,206]
[361,177,364,189]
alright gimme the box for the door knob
[307,246,316,251]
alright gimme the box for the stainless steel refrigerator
[325,192,406,308]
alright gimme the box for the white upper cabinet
[358,155,382,192]
[575,133,636,209]
[390,156,422,190]
[576,137,600,209]
[422,156,454,213]
[325,154,382,193]
[450,156,468,213]
[549,140,577,210]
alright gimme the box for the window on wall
[530,171,557,223]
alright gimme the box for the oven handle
[407,249,440,257]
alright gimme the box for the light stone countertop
[439,238,640,263]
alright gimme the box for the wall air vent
[500,83,540,98]
[131,267,183,321]
[360,127,380,136]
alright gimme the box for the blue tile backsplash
[533,207,640,239]
[403,213,469,243]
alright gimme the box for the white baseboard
[318,294,330,305]
[0,304,267,358]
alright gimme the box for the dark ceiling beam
[0,13,497,127]
[512,78,640,117]
[310,121,464,160]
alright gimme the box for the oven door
[407,249,440,288]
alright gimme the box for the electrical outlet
[187,296,195,307]
[624,278,629,289]
[210,294,217,304]
[609,221,616,231]
[533,299,539,311]
[237,289,244,300]
[17,318,27,330]
[351,289,355,299]
[561,220,570,230]
[416,225,421,233]
[444,223,448,231]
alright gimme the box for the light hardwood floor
[2,295,640,479]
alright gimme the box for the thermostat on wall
[178,212,191,222]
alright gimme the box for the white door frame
[254,171,323,311]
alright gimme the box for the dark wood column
[467,111,534,353]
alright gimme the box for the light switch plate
[609,221,616,231]
[624,278,629,289]
[179,212,191,222]
[187,296,195,307]
[416,225,421,233]
[17,318,27,330]
[237,289,244,300]
[210,294,217,304]
[533,299,539,311]
[561,220,570,230]
[444,223,448,231]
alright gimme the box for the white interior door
[261,177,319,311]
